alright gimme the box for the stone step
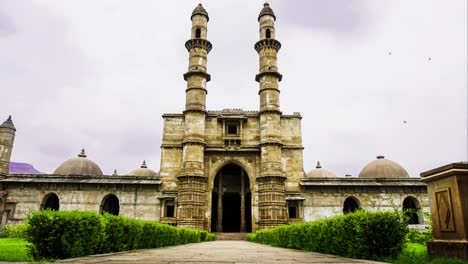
[214,232,249,240]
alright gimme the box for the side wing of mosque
[0,3,428,232]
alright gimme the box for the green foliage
[0,223,29,238]
[26,210,215,261]
[405,227,433,245]
[247,210,408,260]
[0,238,34,262]
[382,243,468,264]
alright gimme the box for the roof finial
[0,115,16,131]
[78,149,87,158]
[191,3,209,21]
[141,160,147,168]
[377,155,385,159]
[258,2,276,21]
[316,161,322,169]
[112,169,118,176]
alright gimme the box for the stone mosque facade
[0,4,428,232]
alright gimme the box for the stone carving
[436,189,455,232]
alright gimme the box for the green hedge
[26,210,215,261]
[0,223,29,238]
[247,210,408,260]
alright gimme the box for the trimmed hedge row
[247,210,408,260]
[27,210,215,261]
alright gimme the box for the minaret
[0,116,16,175]
[177,4,212,230]
[255,3,287,229]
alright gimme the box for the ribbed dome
[359,155,409,178]
[53,149,103,176]
[191,4,209,21]
[258,3,276,21]
[306,161,337,178]
[127,161,158,177]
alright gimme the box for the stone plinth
[421,162,468,260]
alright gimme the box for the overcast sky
[1,0,467,177]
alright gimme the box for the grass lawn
[383,243,468,264]
[0,238,33,262]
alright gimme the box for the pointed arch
[100,194,119,215]
[41,193,59,211]
[266,28,271,39]
[343,196,360,214]
[195,28,201,39]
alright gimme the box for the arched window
[403,196,421,224]
[41,193,59,211]
[266,29,271,39]
[195,28,201,39]
[343,196,360,214]
[100,194,119,216]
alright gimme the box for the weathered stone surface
[58,240,388,264]
[421,162,468,259]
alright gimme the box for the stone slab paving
[58,241,388,264]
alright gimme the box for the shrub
[247,210,408,260]
[405,227,433,245]
[0,223,29,238]
[26,210,215,261]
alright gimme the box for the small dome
[191,4,209,21]
[53,149,103,176]
[306,161,337,178]
[258,3,276,21]
[0,115,16,131]
[359,155,409,178]
[127,160,158,177]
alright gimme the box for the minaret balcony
[254,38,281,53]
[185,38,213,53]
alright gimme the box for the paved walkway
[59,240,388,264]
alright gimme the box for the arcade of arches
[211,164,252,232]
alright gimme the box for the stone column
[217,171,223,232]
[240,170,246,232]
[421,162,468,260]
[255,3,287,229]
[177,4,212,230]
[0,116,16,175]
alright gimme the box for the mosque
[0,3,428,232]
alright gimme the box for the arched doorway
[403,196,421,224]
[41,193,59,210]
[101,194,119,215]
[343,196,360,214]
[211,164,251,232]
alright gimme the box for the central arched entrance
[211,164,251,232]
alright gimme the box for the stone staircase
[214,232,249,240]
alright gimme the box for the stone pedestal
[421,162,468,260]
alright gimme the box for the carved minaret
[177,4,212,230]
[255,3,287,229]
[0,116,16,175]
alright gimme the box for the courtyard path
[58,240,388,264]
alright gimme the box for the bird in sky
[403,120,407,124]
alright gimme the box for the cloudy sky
[1,0,466,176]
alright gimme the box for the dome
[0,115,16,131]
[258,3,276,21]
[191,4,209,21]
[306,161,337,178]
[358,155,409,178]
[127,161,158,177]
[53,149,103,176]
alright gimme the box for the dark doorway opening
[343,197,360,214]
[101,194,119,215]
[403,197,420,224]
[211,164,251,232]
[41,193,59,211]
